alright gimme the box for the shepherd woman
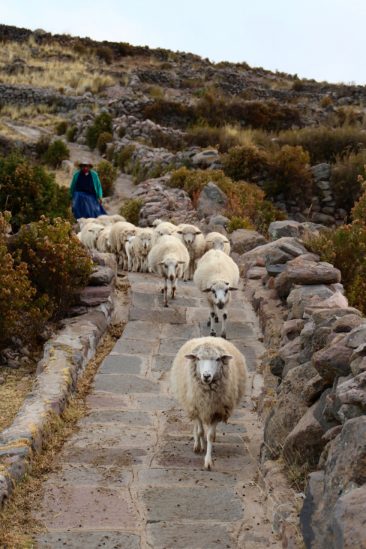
[70,160,107,219]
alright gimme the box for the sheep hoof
[164,303,168,308]
[210,330,216,337]
[206,320,211,327]
[215,316,219,323]
[204,459,213,470]
[221,333,227,339]
[161,288,164,294]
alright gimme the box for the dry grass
[0,361,37,432]
[0,319,126,547]
[0,37,116,94]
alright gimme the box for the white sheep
[77,222,105,250]
[175,223,206,281]
[194,250,239,339]
[95,225,113,253]
[109,221,137,269]
[170,336,248,470]
[148,234,189,307]
[129,228,154,272]
[152,221,177,246]
[152,218,163,227]
[125,235,137,271]
[205,232,231,255]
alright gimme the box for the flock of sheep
[77,214,248,469]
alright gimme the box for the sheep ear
[229,287,238,291]
[224,240,230,244]
[177,230,183,234]
[202,288,211,293]
[195,231,202,235]
[159,261,165,265]
[178,260,186,264]
[185,354,197,361]
[221,354,233,365]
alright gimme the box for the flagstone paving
[34,273,281,548]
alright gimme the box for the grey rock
[287,284,334,319]
[268,220,303,239]
[88,266,115,286]
[275,261,341,299]
[196,182,228,219]
[230,229,267,254]
[312,343,352,382]
[311,163,331,181]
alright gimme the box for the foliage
[168,167,284,234]
[227,216,254,233]
[86,112,113,149]
[15,217,93,318]
[97,131,113,154]
[35,135,51,157]
[221,144,270,182]
[305,181,366,314]
[265,145,314,208]
[0,154,71,231]
[0,212,49,348]
[42,139,70,168]
[278,126,366,164]
[114,144,136,171]
[142,99,196,128]
[96,160,118,197]
[330,151,366,212]
[120,199,143,225]
[55,120,68,135]
[95,45,113,64]
[66,125,78,142]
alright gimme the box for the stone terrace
[33,272,280,549]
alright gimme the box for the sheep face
[185,346,232,385]
[141,233,152,252]
[159,258,184,281]
[212,239,228,251]
[203,281,236,310]
[177,228,201,247]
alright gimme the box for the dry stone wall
[234,220,366,549]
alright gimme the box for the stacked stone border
[0,253,117,507]
[238,220,366,548]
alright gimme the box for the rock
[191,149,219,168]
[303,374,330,405]
[266,264,287,277]
[333,314,365,333]
[287,285,335,319]
[312,344,352,382]
[307,290,348,312]
[230,229,267,255]
[196,182,227,219]
[239,237,306,274]
[311,163,331,181]
[246,266,266,280]
[312,212,335,226]
[269,354,285,377]
[268,220,303,239]
[281,319,305,343]
[301,417,366,549]
[278,337,302,376]
[0,376,4,385]
[207,214,229,228]
[275,261,341,299]
[350,356,366,376]
[91,252,118,274]
[283,390,338,466]
[332,372,366,423]
[78,285,113,307]
[263,363,317,458]
[344,325,366,349]
[88,266,115,286]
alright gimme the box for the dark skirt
[72,191,107,219]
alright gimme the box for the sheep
[109,221,137,269]
[152,218,163,227]
[148,234,189,307]
[170,336,248,470]
[193,250,239,339]
[205,232,231,255]
[125,235,137,271]
[77,222,105,250]
[175,223,206,281]
[95,225,113,253]
[152,221,177,246]
[129,227,154,272]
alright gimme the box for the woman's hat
[78,158,93,167]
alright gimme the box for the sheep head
[185,344,232,385]
[203,281,238,310]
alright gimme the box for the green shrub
[0,154,71,231]
[96,160,118,197]
[55,120,68,135]
[35,135,51,158]
[222,144,270,182]
[86,112,113,149]
[96,45,113,64]
[0,212,49,348]
[331,151,366,212]
[66,125,78,142]
[43,139,70,168]
[278,126,366,164]
[142,99,196,128]
[120,199,143,225]
[227,216,254,233]
[265,145,314,208]
[114,144,136,171]
[97,131,113,154]
[15,217,93,318]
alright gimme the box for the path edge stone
[0,291,116,508]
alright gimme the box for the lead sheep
[170,336,247,470]
[148,235,189,307]
[109,221,137,269]
[129,228,154,272]
[175,223,205,280]
[77,222,104,250]
[205,232,231,255]
[194,249,239,339]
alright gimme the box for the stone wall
[237,220,366,548]
[0,83,92,110]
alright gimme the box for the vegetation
[96,159,118,197]
[86,112,113,149]
[0,154,71,231]
[55,120,68,135]
[120,198,143,225]
[42,139,70,168]
[97,131,113,154]
[330,151,366,211]
[222,144,270,182]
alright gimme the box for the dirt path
[31,273,281,549]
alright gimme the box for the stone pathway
[33,273,281,549]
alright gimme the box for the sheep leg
[214,304,219,324]
[163,278,168,307]
[221,311,228,339]
[193,419,204,453]
[171,278,177,299]
[204,422,217,470]
[209,311,216,337]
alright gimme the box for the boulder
[333,314,365,333]
[303,374,330,405]
[268,220,303,239]
[331,485,366,549]
[91,251,118,274]
[287,284,335,319]
[332,372,366,423]
[239,237,307,274]
[191,149,219,168]
[78,285,113,307]
[312,343,352,382]
[275,261,341,299]
[311,163,331,181]
[88,266,115,286]
[230,229,267,254]
[196,182,228,219]
[344,325,366,349]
